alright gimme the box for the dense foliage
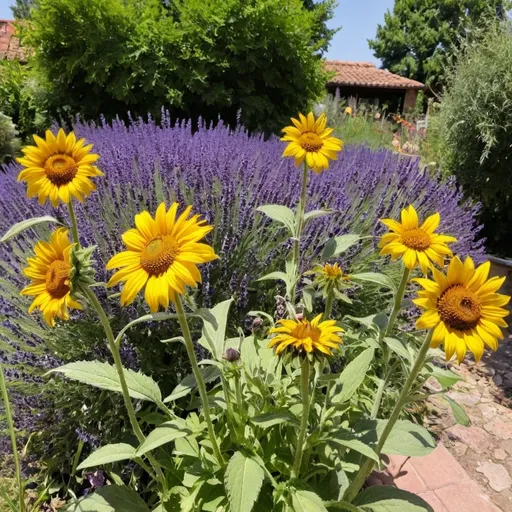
[368,0,509,92]
[0,60,51,144]
[24,0,330,134]
[0,117,485,498]
[0,114,20,164]
[435,22,512,255]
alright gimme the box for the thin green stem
[323,287,334,321]
[81,286,166,487]
[291,356,311,480]
[344,329,433,502]
[175,297,225,466]
[0,366,24,512]
[67,201,81,248]
[290,162,309,305]
[370,361,398,420]
[70,440,84,480]
[382,266,411,340]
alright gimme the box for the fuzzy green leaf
[303,209,336,226]
[350,272,397,292]
[430,367,462,390]
[197,299,233,359]
[163,366,220,403]
[441,395,471,427]
[331,348,374,404]
[383,337,411,362]
[327,435,379,462]
[256,204,295,234]
[321,235,360,261]
[77,443,136,470]
[359,420,436,457]
[225,452,265,512]
[63,485,149,511]
[251,410,299,429]
[135,421,191,456]
[48,361,162,403]
[353,486,434,511]
[0,216,61,243]
[258,271,289,283]
[291,489,328,512]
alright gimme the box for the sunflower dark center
[141,235,178,276]
[298,132,323,153]
[45,260,71,299]
[291,321,321,342]
[401,228,431,251]
[438,284,482,331]
[44,154,78,186]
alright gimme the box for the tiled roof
[325,61,424,90]
[0,20,28,62]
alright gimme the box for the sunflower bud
[223,348,240,362]
[69,245,97,293]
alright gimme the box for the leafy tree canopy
[368,0,510,91]
[22,0,335,134]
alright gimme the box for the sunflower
[414,256,510,363]
[17,128,103,207]
[281,112,343,174]
[268,315,343,356]
[106,202,218,312]
[379,204,457,273]
[21,228,82,327]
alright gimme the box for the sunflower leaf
[225,452,265,512]
[77,443,136,470]
[63,485,149,511]
[0,216,62,243]
[321,235,360,261]
[48,361,162,403]
[256,204,296,235]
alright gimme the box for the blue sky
[0,0,393,63]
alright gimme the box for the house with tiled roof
[325,61,424,113]
[0,20,27,62]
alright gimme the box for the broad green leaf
[431,367,462,390]
[304,209,336,225]
[324,500,362,512]
[258,271,288,283]
[251,410,298,429]
[359,420,436,457]
[350,272,396,292]
[63,485,149,511]
[353,486,434,511]
[0,216,61,243]
[331,348,374,404]
[225,452,265,512]
[77,443,136,470]
[302,285,315,312]
[383,337,411,362]
[256,204,295,234]
[291,489,328,512]
[441,395,471,427]
[321,235,360,261]
[198,299,233,359]
[327,435,379,462]
[136,421,190,456]
[49,361,162,403]
[164,367,220,402]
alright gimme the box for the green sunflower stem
[344,329,433,502]
[323,287,334,321]
[291,356,311,480]
[382,266,411,340]
[175,296,225,466]
[81,286,167,489]
[67,200,81,248]
[290,161,309,307]
[0,365,25,512]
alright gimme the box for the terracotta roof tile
[0,20,28,62]
[325,61,424,90]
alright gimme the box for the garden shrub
[437,21,512,255]
[0,115,485,490]
[0,114,20,164]
[0,60,51,144]
[25,0,331,134]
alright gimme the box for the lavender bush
[0,113,484,488]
